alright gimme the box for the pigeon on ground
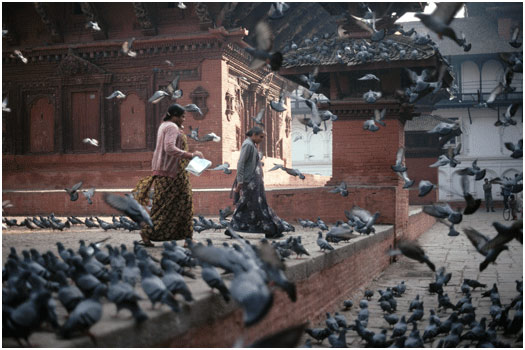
[122,252,140,287]
[388,241,436,271]
[138,261,180,312]
[343,300,353,310]
[305,327,331,344]
[317,232,334,252]
[245,21,283,71]
[328,329,348,348]
[161,260,193,302]
[200,262,230,302]
[106,91,126,100]
[59,284,107,342]
[107,271,148,323]
[392,315,408,338]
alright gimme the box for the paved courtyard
[300,210,523,347]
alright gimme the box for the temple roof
[282,33,437,69]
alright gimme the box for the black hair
[163,104,185,121]
[245,126,264,137]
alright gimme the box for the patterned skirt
[133,173,193,242]
[231,163,285,238]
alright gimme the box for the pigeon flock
[2,1,523,348]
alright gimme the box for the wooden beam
[34,2,63,43]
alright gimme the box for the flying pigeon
[358,74,380,81]
[267,2,290,20]
[245,21,283,71]
[391,147,407,173]
[329,181,348,197]
[210,163,232,174]
[122,38,137,57]
[184,104,203,115]
[177,2,186,9]
[2,96,11,112]
[82,138,99,147]
[388,240,436,271]
[504,139,523,159]
[397,171,415,188]
[85,21,101,31]
[299,67,320,93]
[351,12,385,42]
[251,108,266,126]
[82,188,95,205]
[106,91,126,100]
[148,90,170,104]
[103,193,154,229]
[363,90,382,103]
[509,26,522,48]
[270,82,287,112]
[199,132,221,142]
[269,163,305,179]
[13,50,28,64]
[166,75,183,100]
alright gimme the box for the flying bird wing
[254,21,273,51]
[166,75,180,94]
[395,147,405,166]
[432,2,464,26]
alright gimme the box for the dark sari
[231,152,285,238]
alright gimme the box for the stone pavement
[300,210,523,347]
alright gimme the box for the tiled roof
[282,34,438,68]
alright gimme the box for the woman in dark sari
[133,104,204,247]
[231,126,285,238]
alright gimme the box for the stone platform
[2,208,434,347]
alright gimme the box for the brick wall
[405,209,436,241]
[405,157,439,205]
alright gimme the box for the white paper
[185,157,212,176]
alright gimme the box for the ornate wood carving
[80,3,107,40]
[57,49,106,77]
[133,3,157,36]
[225,91,234,121]
[189,86,209,120]
[34,2,63,43]
[194,3,213,30]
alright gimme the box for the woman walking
[231,126,285,238]
[133,104,203,247]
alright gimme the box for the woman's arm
[164,125,193,159]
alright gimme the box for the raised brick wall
[404,208,437,241]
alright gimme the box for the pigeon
[82,188,95,205]
[177,2,186,9]
[106,91,126,100]
[200,262,230,302]
[138,261,180,312]
[198,132,221,142]
[293,135,303,142]
[4,289,53,346]
[230,269,273,326]
[270,82,287,112]
[363,90,382,103]
[388,241,435,271]
[59,284,107,342]
[358,73,380,81]
[509,26,522,48]
[500,102,521,126]
[55,270,85,313]
[316,232,334,252]
[13,49,28,64]
[408,305,424,323]
[121,37,137,57]
[463,227,509,271]
[364,290,374,300]
[148,90,170,104]
[406,68,432,92]
[251,108,266,126]
[107,271,148,323]
[161,260,193,302]
[348,206,379,235]
[325,312,340,332]
[397,170,415,188]
[418,180,435,197]
[290,237,310,258]
[423,203,462,224]
[415,3,470,50]
[65,181,83,201]
[329,181,348,197]
[328,329,348,348]
[343,300,353,310]
[184,104,203,115]
[2,96,11,112]
[82,138,99,147]
[245,21,283,71]
[481,220,523,251]
[299,67,320,93]
[351,12,385,42]
[505,139,523,159]
[166,75,183,100]
[384,313,399,327]
[305,327,331,344]
[458,159,486,181]
[267,2,290,20]
[85,21,101,31]
[103,193,154,229]
[268,163,305,179]
[391,147,407,173]
[392,315,408,338]
[210,163,231,174]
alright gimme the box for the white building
[404,2,523,202]
[290,89,333,176]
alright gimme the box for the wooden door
[71,91,99,152]
[120,93,146,150]
[30,97,54,153]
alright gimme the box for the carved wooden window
[285,116,291,137]
[30,97,54,153]
[189,86,209,120]
[71,91,100,152]
[236,126,242,150]
[120,93,146,150]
